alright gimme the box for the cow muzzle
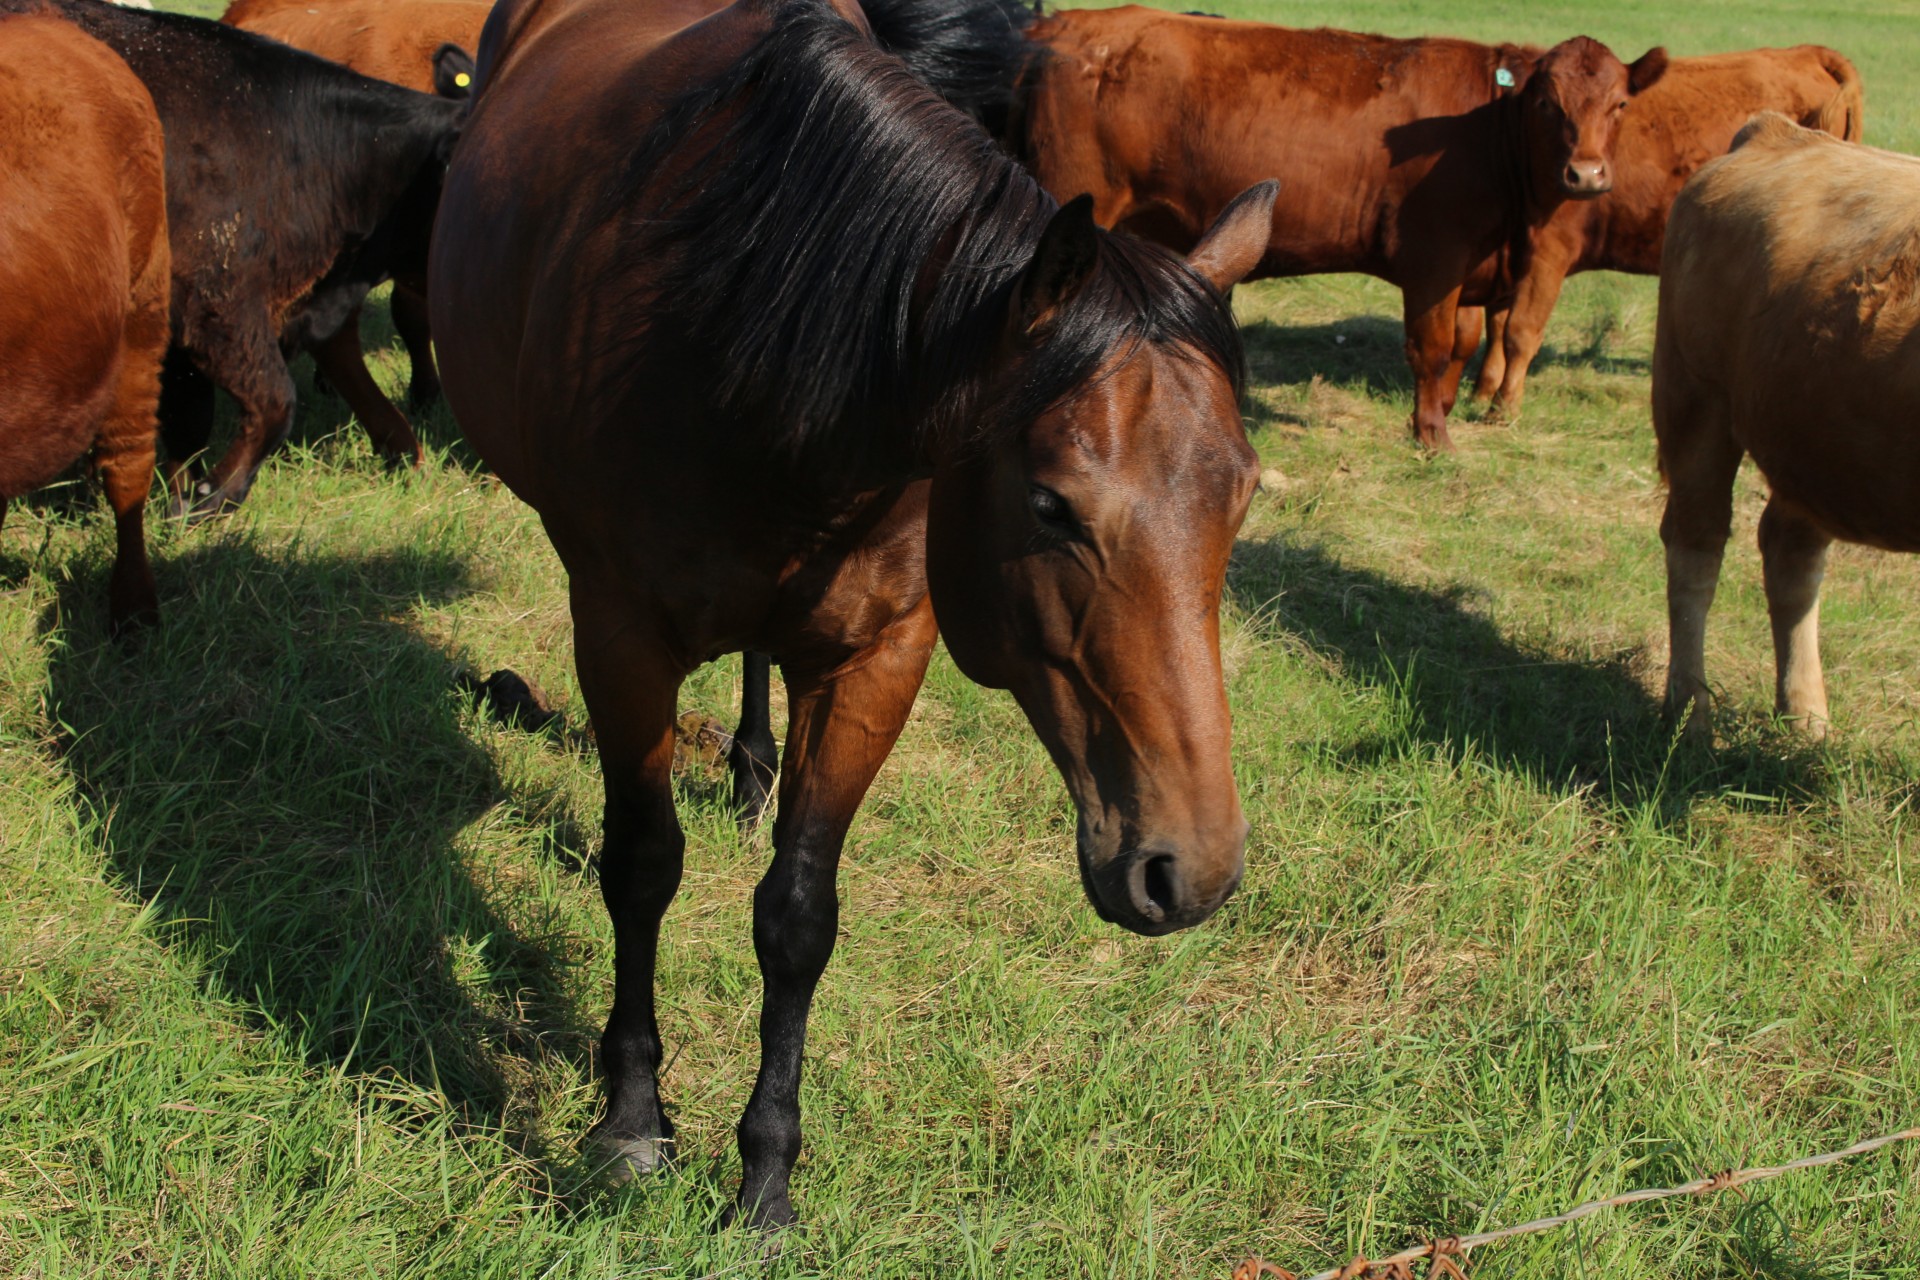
[1562,159,1613,196]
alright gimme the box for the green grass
[4,1,1919,1277]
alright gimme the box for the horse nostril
[1141,854,1178,919]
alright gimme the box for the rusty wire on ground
[1232,1123,1920,1280]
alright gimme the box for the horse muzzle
[1077,827,1247,937]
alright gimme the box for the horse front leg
[570,584,689,1178]
[733,598,937,1229]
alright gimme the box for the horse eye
[1029,485,1076,532]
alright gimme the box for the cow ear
[1627,46,1667,95]
[1187,179,1277,292]
[432,43,477,99]
[1015,194,1099,337]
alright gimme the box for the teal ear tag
[1495,67,1516,89]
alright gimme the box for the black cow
[0,0,462,516]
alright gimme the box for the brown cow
[221,0,487,433]
[0,12,169,633]
[1015,5,1666,449]
[222,0,483,97]
[1472,45,1863,419]
[1655,113,1920,742]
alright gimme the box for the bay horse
[434,0,1276,1227]
[0,12,169,635]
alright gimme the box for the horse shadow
[1229,532,1826,818]
[41,536,594,1149]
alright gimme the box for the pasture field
[5,0,1919,1276]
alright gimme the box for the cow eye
[1029,485,1078,534]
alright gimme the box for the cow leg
[729,650,779,826]
[1402,285,1464,450]
[572,580,688,1180]
[183,322,296,519]
[391,285,442,412]
[308,307,424,469]
[733,600,937,1229]
[1440,305,1483,417]
[158,347,216,515]
[1759,497,1833,737]
[97,338,164,635]
[1488,246,1573,422]
[1656,387,1743,743]
[1471,306,1510,405]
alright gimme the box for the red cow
[1472,45,1863,419]
[1015,5,1666,449]
[0,12,169,632]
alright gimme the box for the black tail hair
[857,0,1039,127]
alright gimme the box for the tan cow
[1655,112,1920,740]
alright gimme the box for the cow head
[1520,36,1667,199]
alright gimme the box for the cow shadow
[1230,532,1825,818]
[41,537,595,1150]
[1240,315,1413,404]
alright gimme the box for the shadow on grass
[1241,314,1412,401]
[1229,532,1827,818]
[41,535,592,1147]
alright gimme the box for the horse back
[437,0,770,506]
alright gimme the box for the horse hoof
[587,1133,673,1182]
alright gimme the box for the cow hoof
[185,486,239,525]
[586,1132,674,1183]
[108,606,159,641]
[1664,700,1713,749]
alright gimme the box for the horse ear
[1187,180,1277,292]
[1627,46,1668,95]
[1016,194,1099,337]
[432,43,477,99]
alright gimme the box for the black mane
[613,0,1242,476]
[859,0,1041,130]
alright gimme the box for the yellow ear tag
[455,72,471,87]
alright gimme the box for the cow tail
[1814,48,1865,142]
